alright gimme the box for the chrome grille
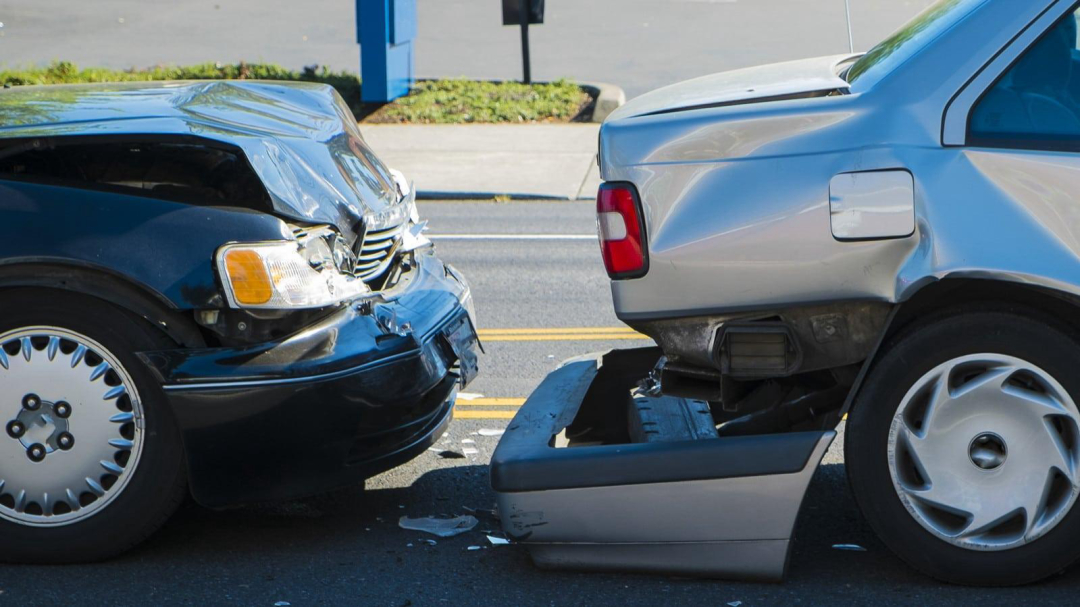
[355,222,404,281]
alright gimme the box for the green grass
[0,61,363,111]
[365,78,589,124]
[0,62,591,124]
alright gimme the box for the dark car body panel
[140,252,477,506]
[0,81,402,242]
[0,178,288,309]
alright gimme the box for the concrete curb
[579,81,626,123]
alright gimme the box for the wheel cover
[888,353,1080,551]
[0,327,145,527]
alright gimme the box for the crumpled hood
[607,54,856,121]
[0,80,402,242]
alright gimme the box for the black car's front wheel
[847,309,1080,585]
[0,290,186,563]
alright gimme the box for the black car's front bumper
[139,252,479,507]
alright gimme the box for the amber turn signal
[222,249,273,305]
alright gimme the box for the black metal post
[519,0,531,84]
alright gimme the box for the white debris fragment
[487,535,510,546]
[832,543,867,552]
[467,546,482,551]
[461,439,475,444]
[462,447,479,456]
[478,428,505,437]
[274,602,291,607]
[727,602,742,607]
[399,515,479,538]
[419,538,437,546]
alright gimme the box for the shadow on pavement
[8,459,1080,605]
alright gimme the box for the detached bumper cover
[140,254,479,507]
[490,348,833,582]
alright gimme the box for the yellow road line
[457,397,526,406]
[454,410,518,419]
[478,327,641,335]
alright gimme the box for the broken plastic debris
[832,543,867,552]
[478,428,504,437]
[398,515,478,538]
[487,535,510,546]
[274,603,291,607]
[462,447,479,456]
[467,546,482,551]
[419,538,437,546]
[727,602,742,607]
[461,439,475,444]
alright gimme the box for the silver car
[494,0,1080,586]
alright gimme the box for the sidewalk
[361,124,601,201]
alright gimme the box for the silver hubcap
[0,327,144,527]
[888,353,1080,551]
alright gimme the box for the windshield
[845,0,984,85]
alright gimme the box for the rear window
[845,0,985,86]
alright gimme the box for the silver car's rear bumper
[490,348,834,582]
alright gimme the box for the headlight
[296,225,356,275]
[372,168,418,230]
[217,241,371,309]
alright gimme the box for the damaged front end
[0,81,480,506]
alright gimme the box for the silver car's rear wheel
[888,354,1080,551]
[0,327,145,527]
[848,309,1080,585]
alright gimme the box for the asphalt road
[4,201,1080,606]
[0,0,937,98]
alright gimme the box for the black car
[0,81,479,562]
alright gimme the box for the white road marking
[427,234,596,240]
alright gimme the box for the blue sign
[357,0,416,103]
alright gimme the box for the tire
[0,290,186,563]
[846,307,1080,586]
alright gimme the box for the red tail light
[596,182,648,279]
